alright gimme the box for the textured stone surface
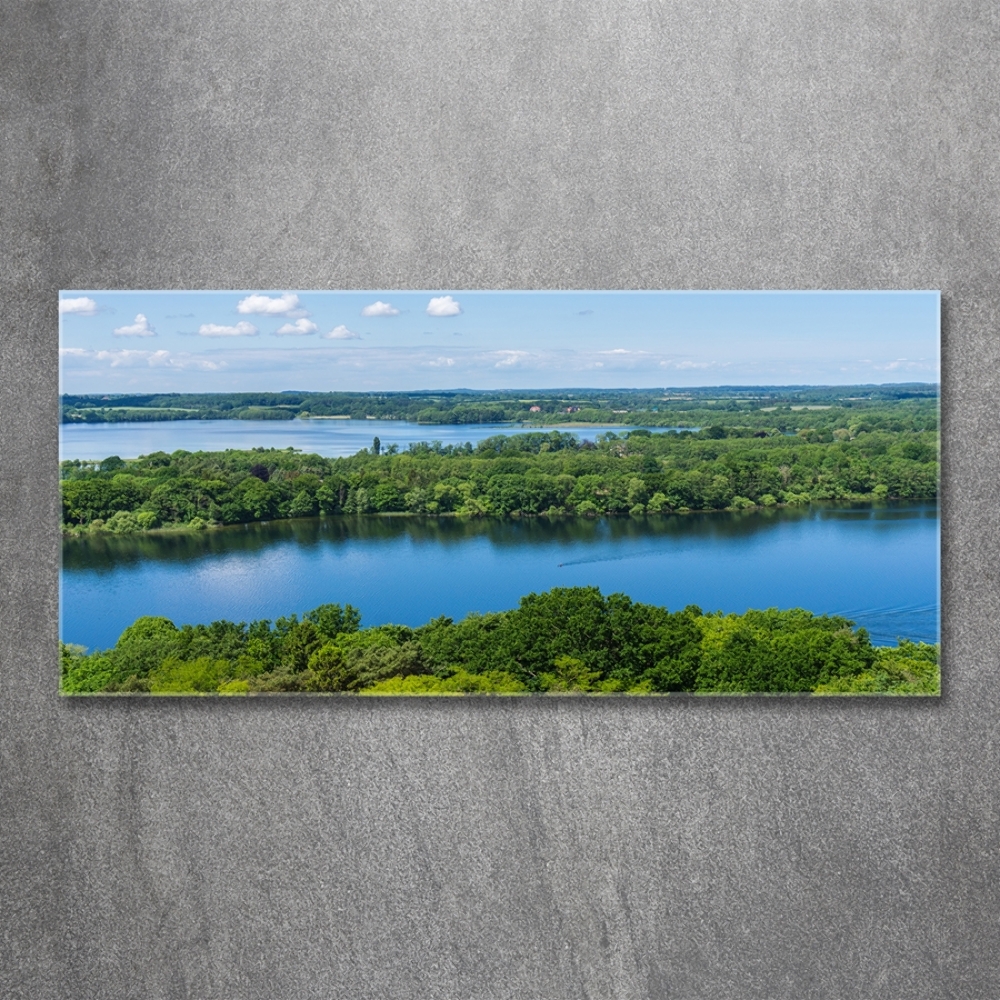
[2,2,997,997]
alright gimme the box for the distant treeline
[59,586,940,696]
[60,415,938,534]
[60,384,939,427]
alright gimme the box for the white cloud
[113,313,156,337]
[661,359,714,369]
[93,349,150,367]
[274,318,318,336]
[59,296,98,315]
[426,295,462,317]
[158,352,225,371]
[62,347,225,371]
[427,357,456,367]
[493,350,528,368]
[197,321,258,338]
[361,300,399,317]
[236,293,302,316]
[322,325,360,340]
[874,358,933,372]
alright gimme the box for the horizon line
[60,381,941,397]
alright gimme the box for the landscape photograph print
[59,290,940,696]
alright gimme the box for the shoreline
[61,416,692,431]
[60,496,936,539]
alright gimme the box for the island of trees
[60,586,940,696]
[61,398,938,534]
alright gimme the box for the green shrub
[148,656,232,693]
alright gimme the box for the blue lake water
[61,503,939,652]
[59,419,661,461]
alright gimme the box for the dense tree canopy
[61,409,939,534]
[59,587,939,696]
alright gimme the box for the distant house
[566,406,580,413]
[529,405,541,412]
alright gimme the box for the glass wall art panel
[59,290,940,696]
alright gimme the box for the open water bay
[61,503,939,652]
[59,418,654,461]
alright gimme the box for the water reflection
[62,500,939,651]
[62,502,934,572]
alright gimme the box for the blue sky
[59,290,940,393]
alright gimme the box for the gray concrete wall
[2,3,997,997]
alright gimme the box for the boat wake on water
[829,603,939,646]
[557,549,666,568]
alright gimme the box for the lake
[61,503,939,652]
[59,418,667,461]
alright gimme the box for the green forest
[60,384,937,427]
[61,399,938,534]
[59,586,940,696]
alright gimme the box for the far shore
[296,414,652,429]
[299,418,683,430]
[66,411,680,430]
